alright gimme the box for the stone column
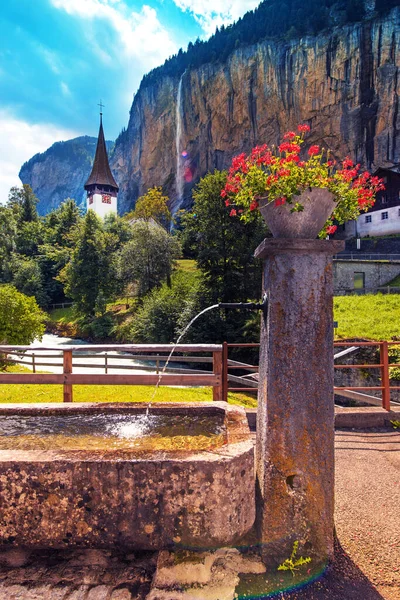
[255,238,344,567]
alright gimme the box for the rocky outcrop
[111,7,400,215]
[19,136,114,215]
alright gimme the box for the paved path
[0,429,398,599]
[17,334,154,376]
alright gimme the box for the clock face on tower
[102,194,112,204]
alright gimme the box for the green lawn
[48,305,76,324]
[0,366,257,407]
[176,259,197,273]
[334,294,400,340]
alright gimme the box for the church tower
[84,106,118,217]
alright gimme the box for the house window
[381,195,387,204]
[381,211,389,220]
[365,215,372,223]
[354,272,365,290]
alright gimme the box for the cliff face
[111,7,400,215]
[19,136,114,215]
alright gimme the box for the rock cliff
[19,136,114,215]
[111,7,400,215]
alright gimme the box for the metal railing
[335,286,400,295]
[0,344,224,403]
[334,253,400,261]
[221,341,400,411]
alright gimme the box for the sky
[0,0,261,204]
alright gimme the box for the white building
[341,166,400,238]
[84,114,118,218]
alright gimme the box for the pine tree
[59,210,116,316]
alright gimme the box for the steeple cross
[98,100,105,115]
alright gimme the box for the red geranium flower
[308,145,320,156]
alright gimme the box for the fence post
[63,350,73,403]
[32,352,36,374]
[156,355,160,374]
[380,341,390,411]
[105,352,108,374]
[222,342,228,401]
[213,350,223,401]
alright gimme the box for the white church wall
[87,193,117,219]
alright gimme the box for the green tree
[120,221,181,296]
[39,199,83,305]
[103,212,133,249]
[0,285,45,345]
[130,187,171,229]
[375,0,397,13]
[180,170,266,303]
[10,255,47,306]
[59,210,120,316]
[0,206,17,281]
[346,0,365,22]
[8,185,39,223]
[129,271,200,343]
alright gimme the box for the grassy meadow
[333,294,400,340]
[0,365,257,407]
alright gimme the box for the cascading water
[146,297,267,414]
[148,304,219,411]
[175,72,185,205]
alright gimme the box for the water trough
[0,402,254,550]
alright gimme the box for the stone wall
[334,260,400,293]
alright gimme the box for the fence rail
[0,344,224,403]
[1,341,400,411]
[335,286,400,296]
[334,253,400,261]
[221,340,400,411]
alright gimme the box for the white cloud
[173,0,260,37]
[51,0,177,68]
[60,81,72,97]
[0,111,78,205]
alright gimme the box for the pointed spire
[84,114,118,191]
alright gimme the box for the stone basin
[0,402,254,550]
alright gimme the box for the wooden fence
[1,341,400,411]
[0,344,223,403]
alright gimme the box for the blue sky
[0,0,260,204]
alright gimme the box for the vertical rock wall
[111,8,400,215]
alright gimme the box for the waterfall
[175,73,184,204]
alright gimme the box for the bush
[0,285,45,345]
[128,271,200,343]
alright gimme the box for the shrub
[0,284,45,345]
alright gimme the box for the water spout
[150,304,219,405]
[148,297,268,409]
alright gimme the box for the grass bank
[0,365,257,408]
[334,294,400,340]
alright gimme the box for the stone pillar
[255,238,344,567]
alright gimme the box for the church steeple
[85,104,118,217]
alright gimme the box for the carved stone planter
[259,187,336,239]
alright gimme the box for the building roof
[373,165,400,176]
[84,116,119,191]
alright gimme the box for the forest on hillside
[140,0,398,91]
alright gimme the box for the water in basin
[0,412,227,452]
